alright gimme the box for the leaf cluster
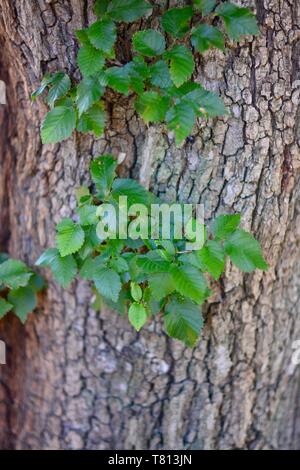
[33,0,259,145]
[36,155,268,347]
[0,254,45,323]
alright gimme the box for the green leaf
[171,264,209,304]
[131,282,142,302]
[135,91,169,123]
[41,105,76,144]
[0,253,9,264]
[8,287,37,323]
[111,178,150,206]
[161,7,193,38]
[76,205,98,226]
[193,0,216,15]
[197,240,225,280]
[79,256,106,280]
[31,73,54,100]
[27,273,46,292]
[90,155,117,197]
[180,84,227,117]
[164,45,194,88]
[75,29,91,46]
[191,25,224,53]
[125,57,149,94]
[107,0,151,22]
[166,101,195,144]
[36,248,77,288]
[56,218,85,257]
[77,102,106,137]
[94,0,110,17]
[224,229,268,272]
[87,19,116,54]
[149,60,173,89]
[77,44,105,77]
[76,76,104,116]
[93,268,121,303]
[0,298,13,319]
[47,72,71,108]
[128,302,147,331]
[148,273,175,301]
[164,296,203,347]
[110,257,129,274]
[211,213,241,240]
[133,30,165,57]
[106,66,130,95]
[136,256,171,273]
[216,2,259,40]
[0,259,32,290]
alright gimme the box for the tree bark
[0,0,300,450]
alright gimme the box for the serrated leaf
[77,44,105,77]
[41,105,76,144]
[135,91,169,123]
[211,213,241,240]
[136,256,171,273]
[130,282,142,302]
[87,19,116,54]
[150,60,173,89]
[47,72,71,108]
[8,287,37,323]
[128,302,147,331]
[106,66,131,95]
[166,101,195,144]
[216,2,259,40]
[125,57,149,94]
[193,0,216,15]
[197,240,225,279]
[36,248,77,288]
[191,25,224,53]
[76,29,90,46]
[164,296,203,347]
[79,256,106,280]
[110,257,129,273]
[94,0,110,17]
[133,30,165,57]
[111,178,150,206]
[171,264,210,304]
[0,259,32,290]
[180,84,227,117]
[224,229,268,272]
[76,205,98,226]
[32,73,54,100]
[164,45,194,87]
[148,273,175,301]
[0,298,13,319]
[161,7,193,38]
[93,268,121,302]
[107,0,151,22]
[56,218,85,257]
[27,273,46,292]
[90,155,117,198]
[102,287,130,315]
[77,102,106,137]
[76,76,104,116]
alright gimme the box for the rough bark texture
[0,0,300,450]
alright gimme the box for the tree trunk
[0,0,300,450]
